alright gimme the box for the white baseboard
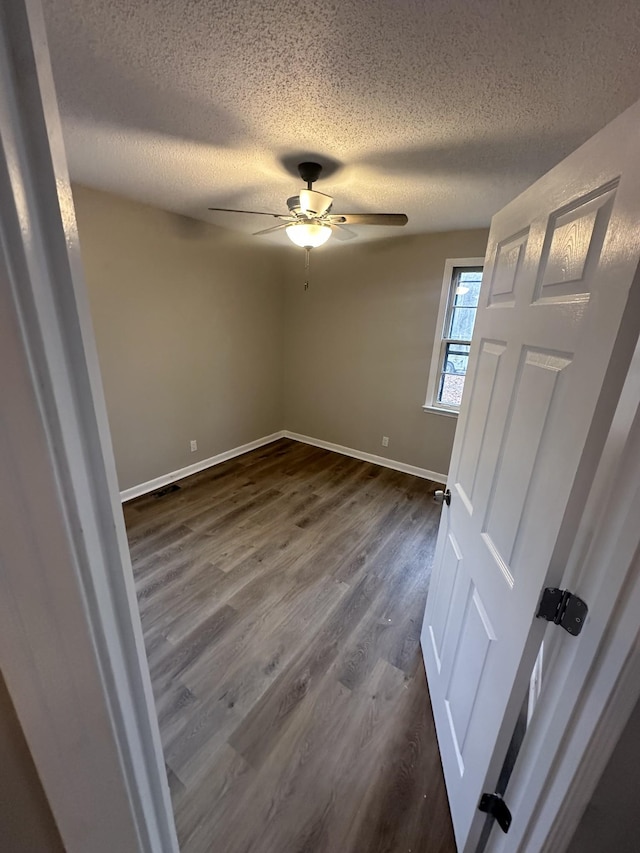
[120,431,286,502]
[120,428,447,502]
[283,431,447,483]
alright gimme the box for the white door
[421,99,640,852]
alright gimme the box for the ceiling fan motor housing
[288,190,333,218]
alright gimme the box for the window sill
[422,404,459,419]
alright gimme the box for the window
[424,258,484,415]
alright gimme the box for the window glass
[435,267,482,409]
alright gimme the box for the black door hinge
[536,588,588,636]
[478,792,512,834]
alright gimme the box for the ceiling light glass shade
[286,222,332,248]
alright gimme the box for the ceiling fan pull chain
[304,247,310,290]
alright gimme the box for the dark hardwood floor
[124,438,456,853]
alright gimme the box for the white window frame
[423,257,485,417]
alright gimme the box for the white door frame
[0,2,178,851]
[2,2,639,852]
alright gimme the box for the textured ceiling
[43,0,640,244]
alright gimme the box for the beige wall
[74,186,285,491]
[75,185,488,489]
[282,230,489,478]
[0,672,63,851]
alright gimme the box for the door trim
[0,2,178,850]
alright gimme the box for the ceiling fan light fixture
[285,221,332,249]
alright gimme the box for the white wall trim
[422,404,459,419]
[120,431,286,502]
[121,429,446,501]
[284,431,447,483]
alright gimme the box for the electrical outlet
[382,436,389,447]
[190,439,197,452]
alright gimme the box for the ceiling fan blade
[208,206,288,219]
[330,223,357,241]
[327,213,408,226]
[252,223,289,236]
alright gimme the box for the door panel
[483,346,573,576]
[428,532,462,671]
[445,582,496,764]
[488,231,529,306]
[457,340,506,513]
[422,102,640,852]
[534,182,617,303]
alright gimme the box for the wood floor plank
[181,574,350,716]
[126,438,455,853]
[343,659,453,853]
[219,675,356,853]
[172,744,254,853]
[151,604,239,684]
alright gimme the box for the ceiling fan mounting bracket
[298,161,323,189]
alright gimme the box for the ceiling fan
[208,161,408,250]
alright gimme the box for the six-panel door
[422,100,640,853]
